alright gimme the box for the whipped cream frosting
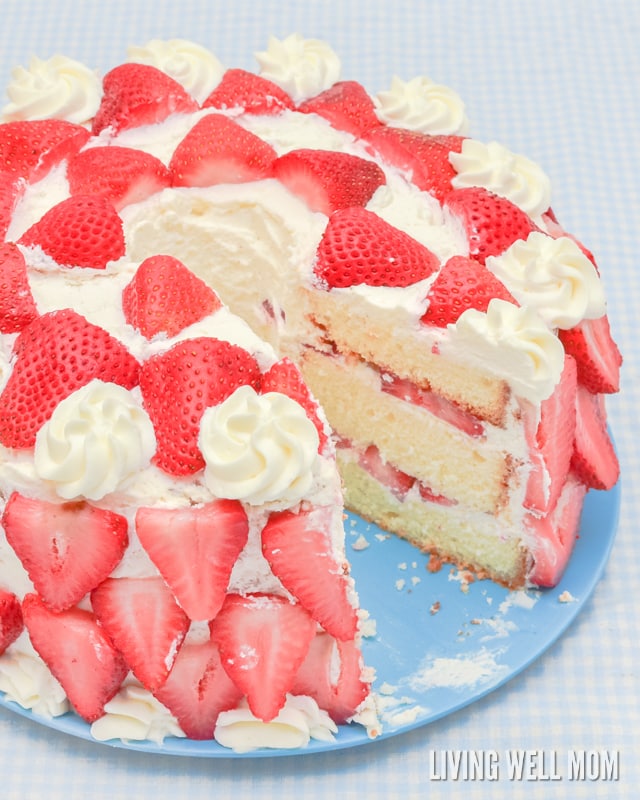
[33,379,157,501]
[199,385,320,505]
[486,231,606,329]
[127,39,224,104]
[450,138,552,218]
[375,75,469,135]
[255,34,341,103]
[90,683,185,744]
[0,644,69,718]
[2,55,101,124]
[442,299,565,402]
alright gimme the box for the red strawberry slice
[297,80,382,138]
[67,146,171,212]
[0,119,90,182]
[209,592,317,722]
[524,355,577,514]
[202,68,294,115]
[364,129,464,201]
[260,358,328,451]
[526,476,587,587]
[2,492,129,612]
[92,63,199,135]
[559,315,622,394]
[0,589,23,654]
[153,637,243,739]
[0,242,38,333]
[169,113,277,187]
[122,254,221,339]
[91,576,190,691]
[358,444,415,500]
[139,337,261,476]
[0,309,140,449]
[315,206,440,289]
[0,171,26,238]
[444,187,539,263]
[261,507,358,641]
[571,385,620,490]
[22,593,128,722]
[420,254,516,327]
[292,632,369,724]
[272,148,386,215]
[135,499,249,621]
[18,194,126,269]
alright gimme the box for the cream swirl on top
[1,55,101,124]
[198,385,320,506]
[486,231,606,330]
[127,38,224,104]
[374,75,469,135]
[255,33,341,103]
[33,379,157,501]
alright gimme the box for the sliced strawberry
[358,445,415,500]
[524,355,577,514]
[67,146,171,212]
[444,187,539,263]
[364,128,464,201]
[314,206,440,289]
[201,68,294,115]
[0,171,26,237]
[0,309,140,449]
[571,385,619,490]
[122,254,221,339]
[169,113,277,187]
[139,337,261,476]
[0,242,38,333]
[0,589,23,654]
[297,80,382,138]
[272,148,385,215]
[22,593,128,722]
[91,576,190,691]
[261,508,358,641]
[92,63,199,135]
[559,315,622,394]
[153,637,243,739]
[527,476,587,587]
[135,499,249,621]
[0,119,90,182]
[292,632,369,724]
[260,358,328,450]
[420,254,516,327]
[209,592,316,722]
[2,492,128,612]
[18,194,125,269]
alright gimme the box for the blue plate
[0,479,621,758]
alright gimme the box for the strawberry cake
[0,34,622,748]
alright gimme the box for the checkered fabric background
[0,1,637,798]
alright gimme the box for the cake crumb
[398,562,407,570]
[427,553,443,573]
[411,576,421,586]
[558,589,577,603]
[430,600,441,615]
[395,579,406,591]
[351,534,370,551]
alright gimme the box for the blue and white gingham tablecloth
[0,2,638,798]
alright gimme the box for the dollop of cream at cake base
[127,38,224,105]
[374,75,470,135]
[255,33,341,103]
[33,379,157,501]
[450,139,552,218]
[90,683,185,745]
[1,55,101,124]
[198,385,320,505]
[0,647,69,718]
[214,695,338,753]
[442,299,565,402]
[486,231,606,329]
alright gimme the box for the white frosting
[214,695,337,753]
[126,39,224,105]
[199,385,320,505]
[486,231,606,329]
[375,75,469,135]
[2,55,101,124]
[0,645,69,718]
[255,34,341,103]
[450,138,552,218]
[33,379,157,501]
[442,299,565,402]
[90,682,185,744]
